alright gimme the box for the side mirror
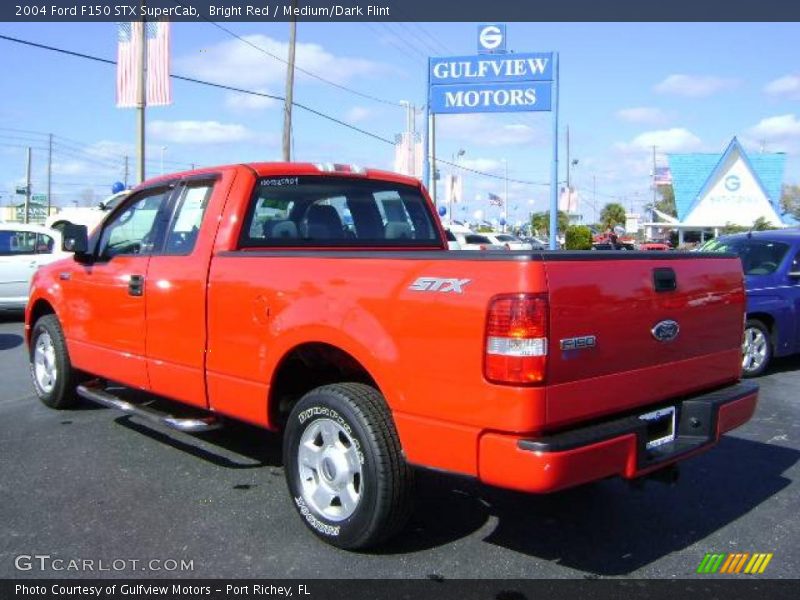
[61,223,91,261]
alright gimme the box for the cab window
[97,188,172,259]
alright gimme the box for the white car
[483,233,533,250]
[0,224,68,311]
[444,229,461,250]
[45,191,129,233]
[452,232,505,251]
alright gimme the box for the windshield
[701,238,789,275]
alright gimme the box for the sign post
[426,26,559,247]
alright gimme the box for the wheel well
[27,300,56,342]
[269,343,379,429]
[748,312,777,345]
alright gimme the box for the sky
[0,21,799,226]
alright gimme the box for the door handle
[128,274,145,296]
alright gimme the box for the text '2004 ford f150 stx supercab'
[25,163,758,549]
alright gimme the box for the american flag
[117,22,172,108]
[488,192,504,207]
[653,166,672,186]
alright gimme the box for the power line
[198,19,404,108]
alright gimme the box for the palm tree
[599,202,626,230]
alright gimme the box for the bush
[564,225,593,250]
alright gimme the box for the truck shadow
[0,333,23,350]
[384,436,798,575]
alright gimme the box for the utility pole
[592,175,597,223]
[136,13,147,183]
[503,158,509,233]
[46,133,52,218]
[24,147,32,224]
[565,125,570,192]
[123,155,129,187]
[651,145,658,223]
[429,114,437,207]
[282,1,297,162]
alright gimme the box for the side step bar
[77,384,222,433]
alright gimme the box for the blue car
[701,230,800,376]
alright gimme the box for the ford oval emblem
[652,320,680,342]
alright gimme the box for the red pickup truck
[26,163,758,549]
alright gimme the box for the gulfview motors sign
[429,28,553,114]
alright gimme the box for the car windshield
[701,238,789,275]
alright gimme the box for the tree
[655,185,676,217]
[564,225,593,250]
[781,184,800,219]
[530,210,569,237]
[599,202,626,230]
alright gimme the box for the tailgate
[543,255,745,428]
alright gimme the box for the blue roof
[668,138,787,222]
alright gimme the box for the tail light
[484,294,548,384]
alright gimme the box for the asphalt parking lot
[0,313,797,580]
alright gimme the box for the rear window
[239,176,440,248]
[702,238,789,275]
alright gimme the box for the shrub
[564,225,593,250]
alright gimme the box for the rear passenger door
[145,176,219,408]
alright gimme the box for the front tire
[283,383,413,550]
[30,314,80,409]
[742,319,771,378]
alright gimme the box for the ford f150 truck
[25,163,758,549]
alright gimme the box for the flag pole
[136,14,147,183]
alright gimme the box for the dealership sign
[429,53,554,114]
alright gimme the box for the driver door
[63,184,175,390]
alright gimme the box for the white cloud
[148,120,255,144]
[744,114,800,153]
[459,158,504,172]
[176,35,387,90]
[616,128,703,153]
[344,106,373,123]
[615,107,668,125]
[437,114,540,147]
[225,90,278,111]
[654,74,739,98]
[764,74,800,100]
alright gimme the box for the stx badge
[409,277,471,294]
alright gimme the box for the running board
[76,384,222,433]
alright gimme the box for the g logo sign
[724,175,741,192]
[478,24,506,53]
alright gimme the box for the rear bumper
[478,381,758,493]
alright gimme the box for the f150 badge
[652,319,680,342]
[409,277,471,294]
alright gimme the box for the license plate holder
[639,406,676,450]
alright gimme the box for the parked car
[483,233,533,250]
[0,224,67,311]
[700,230,800,376]
[444,229,461,250]
[45,190,130,233]
[452,231,504,250]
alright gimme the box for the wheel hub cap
[297,418,362,522]
[33,331,57,394]
[742,327,767,373]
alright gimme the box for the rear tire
[283,383,413,550]
[742,319,771,378]
[30,314,81,409]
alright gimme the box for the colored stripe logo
[697,553,773,574]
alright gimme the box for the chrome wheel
[33,331,58,394]
[742,326,768,374]
[297,418,362,521]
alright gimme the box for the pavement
[0,313,797,579]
